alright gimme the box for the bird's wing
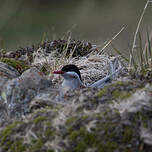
[89,57,122,88]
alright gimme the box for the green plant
[114,0,152,75]
[129,0,152,73]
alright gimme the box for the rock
[0,62,20,94]
[1,67,52,118]
[0,79,151,152]
[0,62,20,79]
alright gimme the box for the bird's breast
[62,79,81,90]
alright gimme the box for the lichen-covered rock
[0,62,20,79]
[0,81,151,152]
[0,58,29,74]
[1,67,52,118]
[0,61,21,96]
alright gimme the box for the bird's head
[53,64,82,90]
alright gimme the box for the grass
[113,0,152,76]
[98,26,126,54]
[129,0,152,74]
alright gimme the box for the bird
[53,64,83,90]
[53,60,122,91]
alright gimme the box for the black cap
[61,64,82,80]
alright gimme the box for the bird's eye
[70,75,76,79]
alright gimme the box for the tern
[53,60,122,90]
[53,64,83,90]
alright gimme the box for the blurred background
[0,0,151,53]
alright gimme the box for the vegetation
[0,0,151,152]
[114,0,152,77]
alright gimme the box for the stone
[0,62,20,79]
[1,67,52,118]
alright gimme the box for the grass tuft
[114,0,152,77]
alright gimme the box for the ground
[0,39,152,152]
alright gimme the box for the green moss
[123,127,133,143]
[98,141,118,152]
[138,112,151,128]
[0,121,19,145]
[112,89,121,98]
[30,139,43,152]
[66,116,78,125]
[0,58,29,73]
[69,130,80,141]
[112,89,132,100]
[97,86,109,97]
[0,121,22,151]
[45,128,54,137]
[81,115,89,121]
[1,140,13,151]
[74,141,87,152]
[33,116,46,124]
[1,49,7,55]
[46,150,54,152]
[97,81,131,98]
[110,81,130,87]
[10,140,26,152]
[69,127,99,152]
[68,125,118,152]
[83,132,97,145]
[97,81,134,100]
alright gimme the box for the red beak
[53,70,65,74]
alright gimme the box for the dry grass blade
[68,44,77,62]
[138,32,144,70]
[145,47,149,68]
[63,32,71,58]
[147,30,152,67]
[128,44,137,70]
[129,0,150,69]
[145,47,150,68]
[41,32,47,44]
[98,26,125,54]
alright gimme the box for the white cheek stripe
[62,72,82,90]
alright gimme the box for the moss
[112,89,132,100]
[83,132,97,145]
[81,115,89,121]
[123,127,133,143]
[110,81,130,87]
[112,89,121,98]
[0,121,19,145]
[97,141,118,152]
[10,140,26,152]
[0,121,22,151]
[97,81,134,100]
[68,125,118,152]
[30,139,43,152]
[69,130,80,141]
[138,111,152,128]
[66,116,78,125]
[45,121,51,127]
[0,58,29,73]
[97,86,109,97]
[45,128,54,137]
[46,150,54,152]
[74,141,87,152]
[97,81,131,98]
[1,140,13,151]
[1,49,7,55]
[69,127,99,152]
[33,116,46,124]
[31,108,49,116]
